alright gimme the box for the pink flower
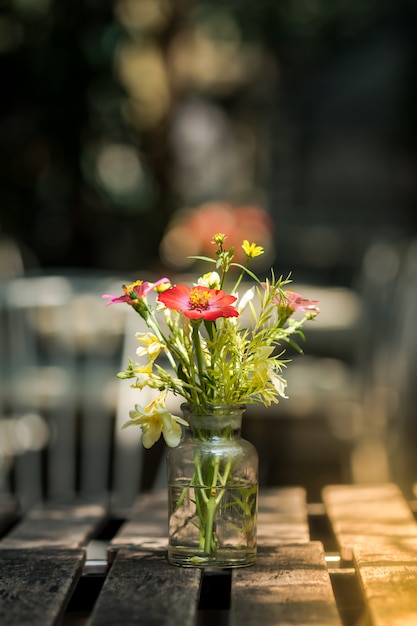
[278,290,320,314]
[102,278,170,306]
[158,285,239,321]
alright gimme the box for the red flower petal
[158,285,239,321]
[158,284,191,311]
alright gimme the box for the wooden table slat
[108,491,168,562]
[354,541,417,626]
[322,483,417,561]
[0,499,108,550]
[323,483,417,626]
[258,487,310,545]
[0,548,85,626]
[231,542,343,626]
[89,549,202,626]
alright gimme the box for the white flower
[237,287,255,313]
[268,367,288,399]
[197,271,221,289]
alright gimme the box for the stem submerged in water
[203,495,218,553]
[193,454,231,555]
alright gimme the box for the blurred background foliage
[0,0,416,283]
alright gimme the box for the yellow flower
[135,332,166,361]
[242,240,264,258]
[130,362,158,389]
[123,394,188,448]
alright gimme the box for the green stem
[192,322,207,399]
[146,312,178,371]
[191,430,236,556]
[202,456,233,554]
[218,457,232,488]
[232,265,247,294]
[195,456,209,505]
[204,497,218,554]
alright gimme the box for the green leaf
[284,337,304,353]
[188,255,216,264]
[230,263,262,283]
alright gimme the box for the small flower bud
[212,233,226,245]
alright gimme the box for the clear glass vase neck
[181,403,245,438]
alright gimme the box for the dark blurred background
[1,0,417,506]
[1,0,416,281]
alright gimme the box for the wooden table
[1,483,417,625]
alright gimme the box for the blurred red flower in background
[159,201,274,269]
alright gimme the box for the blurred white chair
[0,273,127,510]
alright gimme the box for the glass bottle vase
[167,404,258,568]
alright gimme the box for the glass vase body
[167,404,258,568]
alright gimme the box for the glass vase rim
[180,402,246,413]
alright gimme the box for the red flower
[102,278,170,306]
[158,285,239,321]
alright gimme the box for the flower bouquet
[104,234,319,567]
